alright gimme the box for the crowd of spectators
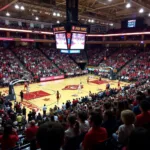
[0,76,150,150]
[87,48,116,66]
[0,47,29,86]
[70,51,87,62]
[41,48,82,75]
[105,48,140,70]
[12,47,63,81]
[120,49,150,81]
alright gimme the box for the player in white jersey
[26,83,30,94]
[78,82,82,93]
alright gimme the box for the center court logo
[62,85,83,90]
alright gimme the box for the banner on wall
[40,75,65,82]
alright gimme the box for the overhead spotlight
[57,13,60,16]
[53,12,56,16]
[57,20,60,24]
[108,0,112,2]
[35,17,39,20]
[88,19,91,22]
[91,19,94,23]
[6,12,10,16]
[139,8,144,13]
[110,23,114,26]
[148,13,150,17]
[20,6,25,10]
[15,4,19,9]
[126,3,131,8]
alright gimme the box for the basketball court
[1,75,129,113]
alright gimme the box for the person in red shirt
[25,120,39,141]
[56,91,61,105]
[0,124,19,150]
[25,120,39,150]
[135,100,150,127]
[82,112,108,150]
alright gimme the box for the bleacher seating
[105,48,139,70]
[12,47,63,80]
[41,48,82,75]
[0,47,29,86]
[120,49,150,81]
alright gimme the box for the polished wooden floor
[1,75,129,113]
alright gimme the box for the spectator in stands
[78,111,89,133]
[112,110,135,144]
[132,95,144,115]
[102,111,117,137]
[22,106,26,118]
[43,104,47,116]
[16,113,23,128]
[82,111,108,150]
[127,128,150,150]
[37,122,64,150]
[25,120,39,150]
[25,120,38,141]
[147,89,150,99]
[135,100,150,127]
[65,114,79,139]
[0,124,19,150]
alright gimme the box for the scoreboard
[53,25,88,50]
[71,26,87,33]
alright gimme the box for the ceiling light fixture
[57,20,60,24]
[15,4,19,9]
[110,23,114,26]
[6,12,10,16]
[126,3,131,8]
[53,12,56,16]
[91,19,94,23]
[20,6,25,10]
[57,13,60,17]
[139,8,144,13]
[35,17,39,20]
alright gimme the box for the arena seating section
[0,47,30,86]
[12,47,63,80]
[41,48,82,74]
[120,49,150,81]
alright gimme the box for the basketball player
[56,91,61,105]
[118,80,120,88]
[24,82,27,91]
[26,83,29,94]
[106,83,110,90]
[78,82,82,93]
[99,76,102,81]
[87,76,90,84]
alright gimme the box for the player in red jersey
[118,80,120,88]
[99,76,101,81]
[56,91,61,105]
[24,82,28,91]
[87,76,90,84]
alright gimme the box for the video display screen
[128,20,136,28]
[70,33,86,49]
[55,33,67,49]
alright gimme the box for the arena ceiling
[0,0,150,24]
